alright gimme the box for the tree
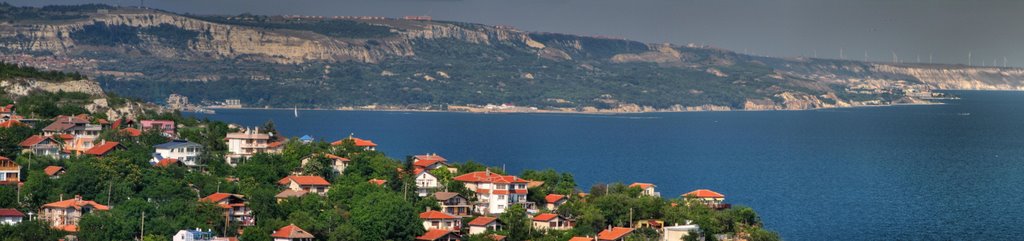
[499,204,532,241]
[348,191,423,241]
[747,227,781,241]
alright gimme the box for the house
[119,127,142,137]
[43,115,102,154]
[467,216,502,235]
[420,209,461,231]
[0,208,24,225]
[44,166,65,178]
[544,194,567,210]
[275,189,309,203]
[18,135,64,159]
[414,169,442,197]
[39,195,110,231]
[225,127,284,166]
[173,229,215,241]
[416,229,461,241]
[662,222,701,241]
[140,120,176,136]
[412,153,455,172]
[531,213,573,231]
[597,227,634,241]
[84,141,125,157]
[271,224,315,241]
[0,119,28,128]
[489,234,506,241]
[153,158,184,168]
[682,189,728,209]
[453,170,531,215]
[278,176,330,195]
[200,193,254,226]
[153,140,203,167]
[300,153,350,175]
[330,135,377,151]
[0,104,14,121]
[568,237,595,241]
[629,183,660,197]
[434,192,472,217]
[0,156,20,185]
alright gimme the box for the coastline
[202,101,947,115]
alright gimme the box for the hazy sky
[10,0,1024,67]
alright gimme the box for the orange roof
[278,175,330,186]
[629,183,655,189]
[453,171,528,184]
[331,137,377,147]
[42,196,110,211]
[368,179,387,186]
[0,120,28,128]
[271,224,314,239]
[684,189,725,199]
[84,141,123,156]
[19,135,56,147]
[532,213,560,222]
[155,158,180,167]
[60,224,79,232]
[597,227,634,240]
[569,237,595,241]
[275,189,309,199]
[120,128,142,137]
[44,166,64,176]
[419,210,457,220]
[416,229,453,241]
[413,154,447,167]
[490,234,507,241]
[545,194,567,203]
[0,156,8,162]
[56,134,74,140]
[468,216,498,226]
[200,193,244,203]
[324,153,350,161]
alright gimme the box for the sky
[9,0,1024,67]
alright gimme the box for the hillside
[3,3,1024,112]
[0,62,159,119]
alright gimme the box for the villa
[453,170,532,215]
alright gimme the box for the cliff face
[0,78,159,119]
[0,10,551,64]
[4,6,1024,112]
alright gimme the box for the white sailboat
[294,106,299,118]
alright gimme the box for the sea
[187,91,1024,240]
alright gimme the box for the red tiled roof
[271,224,315,239]
[60,224,79,232]
[368,179,387,186]
[0,208,24,217]
[597,227,634,240]
[200,193,243,203]
[416,229,453,241]
[0,156,8,162]
[532,213,560,222]
[19,135,54,147]
[490,234,506,241]
[324,154,350,162]
[419,210,457,220]
[331,137,377,147]
[0,120,28,128]
[413,154,447,168]
[267,141,285,148]
[56,134,74,140]
[97,119,110,124]
[629,183,655,189]
[155,158,180,167]
[468,216,498,226]
[120,128,142,137]
[84,141,123,156]
[683,189,725,199]
[278,176,330,186]
[545,194,567,204]
[569,237,595,241]
[42,196,110,211]
[44,166,64,176]
[453,171,528,184]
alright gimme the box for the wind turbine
[891,51,898,64]
[968,51,972,66]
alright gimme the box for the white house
[153,140,203,167]
[414,169,442,197]
[467,216,502,235]
[278,176,331,195]
[172,229,215,241]
[662,222,701,241]
[420,210,461,231]
[453,170,531,215]
[0,208,24,225]
[0,157,19,184]
[532,213,573,231]
[629,183,660,197]
[271,224,314,241]
[225,127,284,166]
[300,153,350,175]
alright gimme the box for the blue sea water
[188,91,1024,240]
